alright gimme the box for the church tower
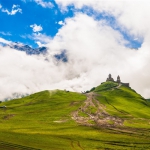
[106,74,114,82]
[117,75,121,83]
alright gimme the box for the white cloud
[28,33,51,45]
[0,4,2,9]
[0,13,136,100]
[52,0,150,98]
[58,21,65,26]
[36,41,43,47]
[34,0,54,8]
[30,24,43,32]
[55,0,150,37]
[0,46,61,100]
[1,0,150,100]
[32,33,51,42]
[0,37,12,45]
[1,4,22,15]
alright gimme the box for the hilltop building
[106,74,114,82]
[106,74,130,87]
[117,75,121,83]
[122,82,130,87]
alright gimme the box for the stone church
[106,74,129,87]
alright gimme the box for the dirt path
[111,83,122,91]
[71,92,123,127]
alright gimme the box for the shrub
[90,87,95,92]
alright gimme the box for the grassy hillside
[94,81,118,92]
[0,84,150,149]
[0,90,87,150]
[94,82,150,128]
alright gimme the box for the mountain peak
[9,43,47,55]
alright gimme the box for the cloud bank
[0,4,22,15]
[1,0,150,100]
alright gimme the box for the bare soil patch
[71,92,123,127]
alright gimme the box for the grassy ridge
[0,85,150,149]
[95,82,150,128]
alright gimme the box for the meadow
[0,84,150,149]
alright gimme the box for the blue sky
[0,0,75,47]
[0,0,142,48]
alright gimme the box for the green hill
[0,83,150,149]
[94,82,150,127]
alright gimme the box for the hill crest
[0,81,150,149]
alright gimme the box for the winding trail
[72,92,123,127]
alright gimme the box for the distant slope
[0,90,86,121]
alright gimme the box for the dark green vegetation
[0,83,150,149]
[94,81,118,92]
